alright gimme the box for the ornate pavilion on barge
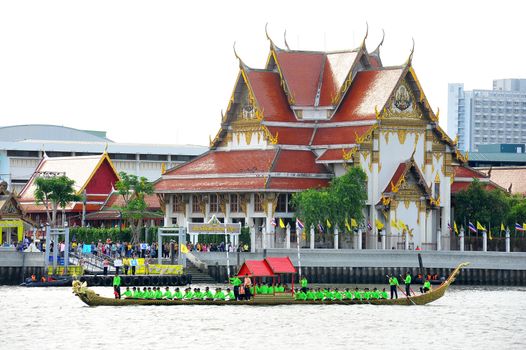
[154,30,473,250]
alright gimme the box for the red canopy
[237,260,275,277]
[265,257,296,274]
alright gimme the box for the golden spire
[283,29,290,50]
[406,37,415,65]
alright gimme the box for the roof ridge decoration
[283,30,291,50]
[371,29,385,56]
[406,38,415,66]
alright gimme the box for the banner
[188,222,241,235]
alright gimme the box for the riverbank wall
[195,250,526,286]
[0,251,45,285]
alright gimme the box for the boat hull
[72,262,469,307]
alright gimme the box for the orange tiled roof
[311,125,373,145]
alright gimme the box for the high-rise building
[448,79,526,152]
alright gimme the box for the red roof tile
[273,150,328,174]
[316,148,346,162]
[332,68,404,122]
[267,177,329,190]
[105,192,160,209]
[454,166,487,179]
[164,150,277,176]
[237,260,275,277]
[155,177,267,192]
[265,257,296,274]
[245,70,296,122]
[451,182,498,194]
[311,125,373,146]
[266,126,314,145]
[275,51,324,106]
[319,52,359,106]
[384,162,409,193]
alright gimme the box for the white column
[459,227,465,252]
[250,226,256,253]
[310,224,315,250]
[261,226,267,250]
[357,229,362,250]
[505,229,510,253]
[404,234,409,250]
[381,229,386,250]
[436,230,442,251]
[333,226,339,250]
[285,223,291,249]
[482,230,487,252]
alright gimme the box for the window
[47,151,72,157]
[7,150,40,157]
[209,194,219,213]
[192,195,201,213]
[254,194,264,212]
[172,195,184,212]
[109,153,136,160]
[139,154,168,161]
[230,194,240,212]
[276,193,293,213]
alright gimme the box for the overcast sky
[0,0,524,146]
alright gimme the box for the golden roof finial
[233,42,247,68]
[361,21,369,48]
[283,29,290,50]
[406,37,415,65]
[104,143,108,153]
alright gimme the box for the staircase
[185,260,217,284]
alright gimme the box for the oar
[396,285,416,305]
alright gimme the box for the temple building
[155,30,474,250]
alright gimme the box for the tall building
[155,30,478,251]
[0,124,206,193]
[447,79,526,152]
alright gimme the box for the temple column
[285,223,291,249]
[505,229,510,253]
[310,224,315,250]
[357,229,362,250]
[381,229,386,250]
[459,227,465,251]
[333,226,339,250]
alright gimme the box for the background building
[447,79,526,152]
[0,124,206,193]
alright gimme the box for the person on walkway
[144,257,150,275]
[103,258,109,276]
[404,272,412,296]
[388,275,399,299]
[229,275,242,300]
[130,256,137,275]
[300,276,308,293]
[112,273,121,299]
[123,258,130,275]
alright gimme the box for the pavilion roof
[237,260,275,277]
[265,257,296,274]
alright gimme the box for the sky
[0,0,524,146]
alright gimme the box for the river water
[1,284,525,350]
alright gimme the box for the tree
[34,175,80,227]
[114,172,156,244]
[292,167,368,230]
[454,179,510,228]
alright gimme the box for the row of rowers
[122,286,236,300]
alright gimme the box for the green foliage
[34,175,81,226]
[114,172,158,244]
[292,167,368,231]
[71,227,132,243]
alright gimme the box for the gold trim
[78,153,120,195]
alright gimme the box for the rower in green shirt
[306,290,316,301]
[229,275,242,300]
[371,288,380,299]
[363,288,371,300]
[420,279,432,293]
[226,288,235,301]
[267,284,274,294]
[164,287,172,299]
[260,284,269,294]
[155,287,163,299]
[183,288,193,300]
[203,287,214,300]
[276,284,285,293]
[193,288,203,299]
[213,288,225,300]
[316,289,324,300]
[295,289,307,301]
[353,288,362,300]
[132,287,140,298]
[333,289,343,301]
[123,287,132,298]
[381,288,388,299]
[173,288,183,300]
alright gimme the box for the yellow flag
[279,218,285,229]
[390,219,398,230]
[476,221,486,231]
[375,219,384,230]
[523,223,526,231]
[489,230,493,240]
[345,218,351,231]
[180,244,189,254]
[326,219,332,229]
[501,223,505,232]
[454,222,459,235]
[351,218,358,228]
[398,219,406,231]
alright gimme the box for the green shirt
[173,291,183,299]
[183,291,193,299]
[344,291,353,299]
[381,291,388,299]
[230,277,241,287]
[164,291,172,299]
[389,277,399,286]
[306,291,316,300]
[228,291,235,300]
[372,291,380,299]
[405,275,412,284]
[260,285,269,294]
[123,290,132,298]
[194,291,203,299]
[334,291,343,300]
[113,276,121,286]
[363,291,371,300]
[300,278,308,288]
[214,291,225,300]
[133,290,141,298]
[204,290,214,299]
[267,286,274,294]
[295,291,307,300]
[353,291,362,300]
[155,290,163,299]
[316,291,325,300]
[424,281,431,289]
[276,286,285,293]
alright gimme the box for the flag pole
[296,223,302,281]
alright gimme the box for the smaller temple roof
[237,260,275,277]
[481,167,526,195]
[451,165,503,194]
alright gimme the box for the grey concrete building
[0,124,206,193]
[447,79,526,152]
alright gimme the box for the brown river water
[0,284,525,350]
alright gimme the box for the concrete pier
[0,251,45,285]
